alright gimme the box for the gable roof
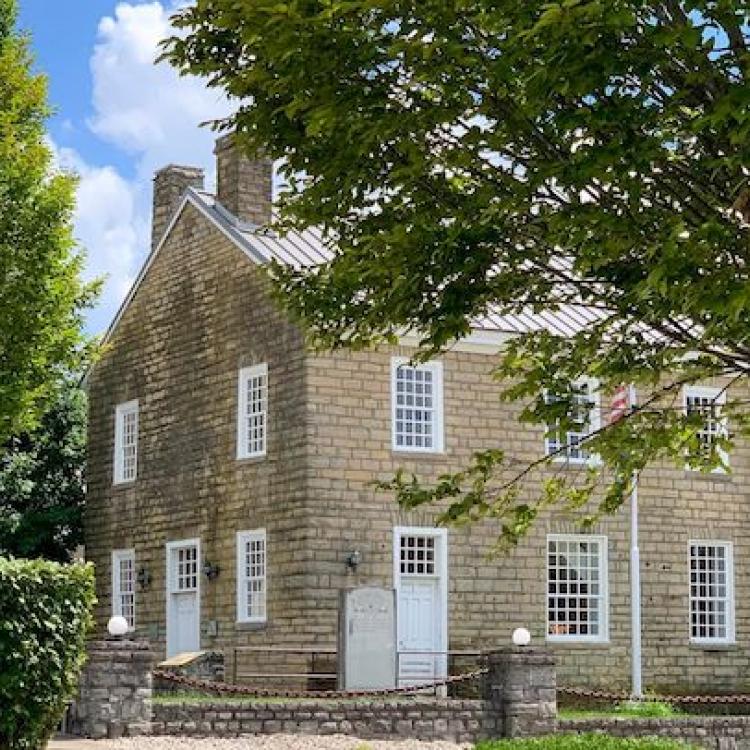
[97,187,606,353]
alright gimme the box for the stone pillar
[152,165,205,249]
[482,648,557,738]
[214,133,273,226]
[71,639,155,739]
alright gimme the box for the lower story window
[689,541,734,644]
[236,529,267,623]
[547,535,607,642]
[112,548,135,629]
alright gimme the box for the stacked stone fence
[69,639,555,741]
[563,716,750,750]
[152,698,491,744]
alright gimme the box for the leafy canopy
[0,381,87,563]
[0,0,97,443]
[165,1,750,544]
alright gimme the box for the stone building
[85,134,750,693]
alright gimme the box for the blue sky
[18,1,231,334]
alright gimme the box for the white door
[166,539,200,657]
[394,528,447,686]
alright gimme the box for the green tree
[0,381,86,562]
[165,1,750,544]
[0,0,97,443]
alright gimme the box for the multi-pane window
[237,364,268,459]
[547,535,607,642]
[392,358,444,452]
[545,381,599,463]
[113,400,139,484]
[175,545,198,592]
[689,541,734,644]
[236,529,267,623]
[112,549,135,629]
[684,386,728,470]
[400,534,436,576]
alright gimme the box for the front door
[394,527,447,686]
[166,539,200,657]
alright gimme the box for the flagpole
[628,383,643,699]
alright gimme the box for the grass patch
[476,735,694,749]
[559,701,683,721]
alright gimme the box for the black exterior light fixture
[203,560,221,581]
[345,549,362,572]
[136,567,152,590]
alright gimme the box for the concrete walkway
[48,739,103,749]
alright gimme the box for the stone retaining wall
[563,716,750,749]
[153,699,491,744]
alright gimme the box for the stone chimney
[152,165,205,249]
[214,134,273,226]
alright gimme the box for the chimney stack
[152,165,205,249]
[214,134,273,227]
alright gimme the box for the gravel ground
[99,736,470,750]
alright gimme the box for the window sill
[689,641,736,652]
[546,639,610,649]
[111,480,137,490]
[236,454,267,465]
[236,621,268,632]
[391,450,446,460]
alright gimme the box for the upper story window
[547,534,608,643]
[113,400,139,484]
[689,541,734,645]
[237,364,268,459]
[684,386,728,471]
[391,358,444,453]
[236,529,267,623]
[544,380,599,463]
[111,548,135,629]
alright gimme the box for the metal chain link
[559,686,750,705]
[153,667,488,700]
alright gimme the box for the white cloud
[88,1,231,180]
[64,1,233,333]
[53,143,148,334]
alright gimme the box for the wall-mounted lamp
[203,560,221,581]
[136,567,152,590]
[345,549,362,572]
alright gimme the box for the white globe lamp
[107,615,129,638]
[512,627,531,647]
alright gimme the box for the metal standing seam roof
[193,190,608,338]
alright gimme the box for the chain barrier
[154,666,489,700]
[559,686,750,706]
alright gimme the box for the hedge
[476,737,693,750]
[0,557,95,750]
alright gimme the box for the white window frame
[683,386,728,472]
[391,357,444,453]
[237,364,268,460]
[546,534,609,644]
[544,379,600,465]
[113,400,139,484]
[688,540,735,646]
[111,548,136,630]
[236,528,267,624]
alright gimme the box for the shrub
[0,557,95,750]
[476,735,693,750]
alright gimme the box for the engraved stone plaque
[338,587,397,690]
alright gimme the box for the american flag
[609,384,631,425]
